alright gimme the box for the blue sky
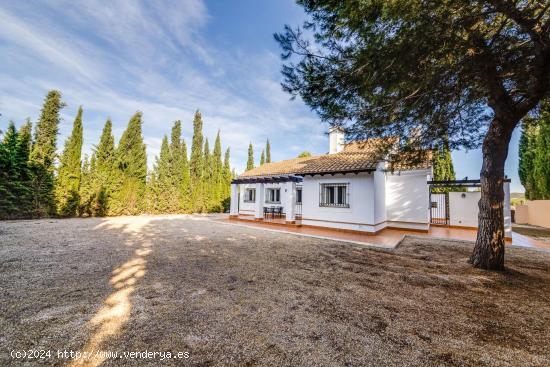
[0,0,524,192]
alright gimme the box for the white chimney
[329,126,345,154]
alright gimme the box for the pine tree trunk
[470,116,514,271]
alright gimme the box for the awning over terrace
[231,174,303,184]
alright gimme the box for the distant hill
[510,192,525,206]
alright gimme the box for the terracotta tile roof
[342,138,396,153]
[239,139,431,178]
[389,150,433,171]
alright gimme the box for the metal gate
[427,179,500,226]
[429,191,449,225]
[295,187,302,218]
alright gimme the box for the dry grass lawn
[1,215,550,366]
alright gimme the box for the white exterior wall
[238,183,256,215]
[301,173,383,232]
[385,170,430,230]
[448,183,512,238]
[237,183,290,216]
[449,191,480,228]
[373,164,387,225]
[230,184,238,216]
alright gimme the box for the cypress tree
[260,150,265,165]
[247,142,254,171]
[111,112,147,215]
[169,120,190,212]
[0,123,19,217]
[222,147,232,211]
[521,101,550,200]
[190,111,204,212]
[78,155,93,216]
[179,138,191,212]
[16,120,33,215]
[519,121,537,200]
[212,131,223,211]
[431,137,456,192]
[265,139,271,163]
[56,106,83,216]
[18,120,32,159]
[0,122,32,218]
[30,90,65,216]
[92,119,116,215]
[203,138,212,211]
[533,118,550,199]
[149,135,172,213]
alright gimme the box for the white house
[230,128,433,233]
[229,128,512,237]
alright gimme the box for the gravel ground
[1,215,550,367]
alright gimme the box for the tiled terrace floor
[219,215,550,251]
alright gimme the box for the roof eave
[298,168,376,177]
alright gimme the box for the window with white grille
[320,183,349,207]
[244,188,256,203]
[265,188,281,203]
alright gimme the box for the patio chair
[274,206,283,218]
[263,206,270,218]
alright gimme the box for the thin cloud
[0,1,326,174]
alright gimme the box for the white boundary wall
[447,182,512,238]
[449,191,480,227]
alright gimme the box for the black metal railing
[429,192,449,225]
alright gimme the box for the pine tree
[260,150,265,165]
[56,106,83,216]
[111,112,147,215]
[92,119,116,215]
[30,90,65,216]
[189,111,204,212]
[247,142,254,171]
[265,139,271,163]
